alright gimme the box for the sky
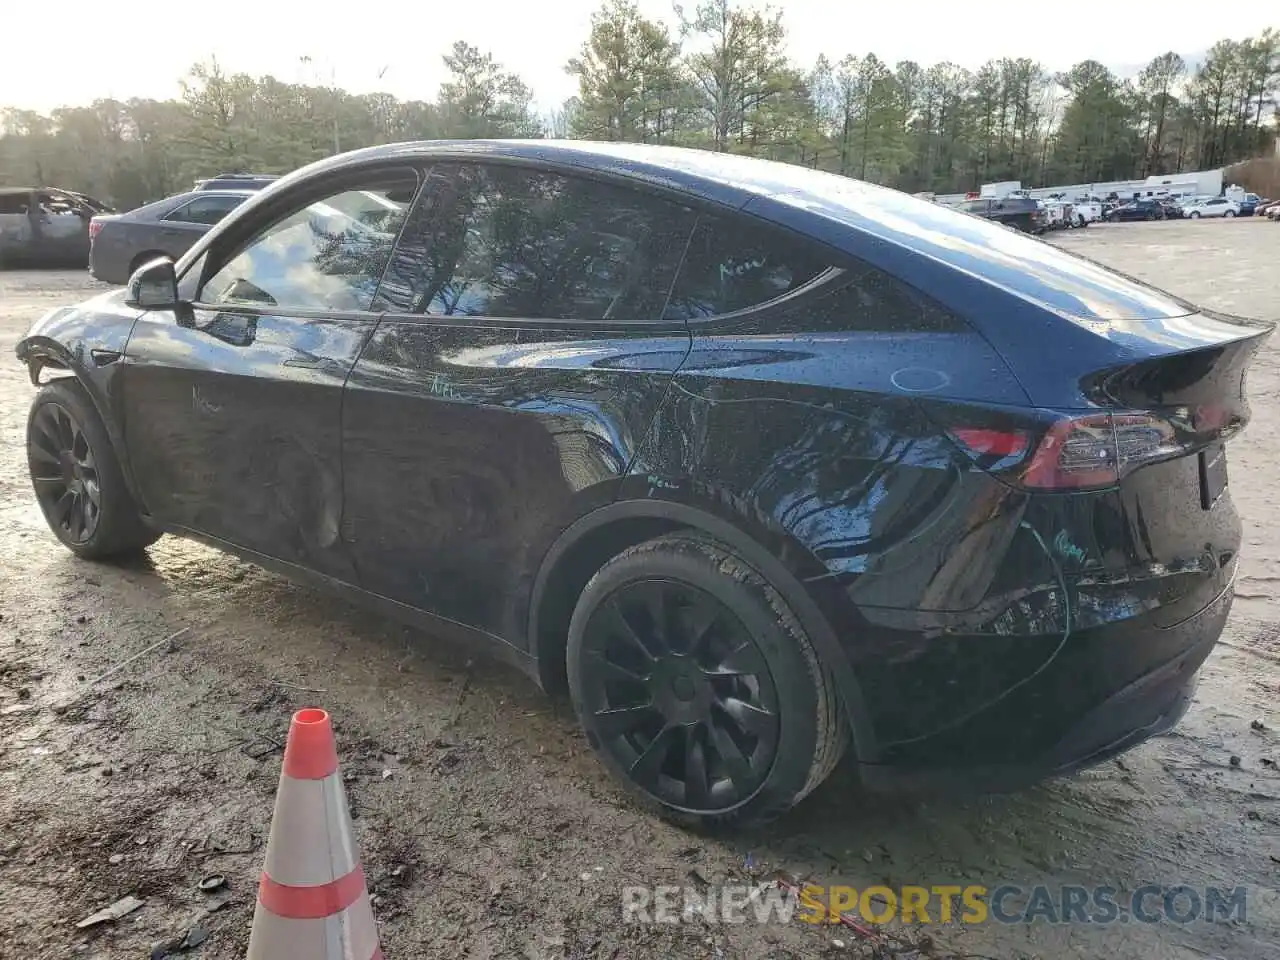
[2,1,1275,117]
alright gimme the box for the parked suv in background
[1238,194,1264,216]
[1105,199,1166,222]
[1068,199,1102,226]
[1186,197,1240,219]
[88,190,253,284]
[958,196,1045,233]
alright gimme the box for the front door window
[200,176,419,312]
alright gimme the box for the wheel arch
[129,250,170,275]
[19,338,145,513]
[527,495,879,764]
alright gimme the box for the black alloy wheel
[576,579,780,812]
[567,532,846,829]
[27,380,159,559]
[29,400,102,545]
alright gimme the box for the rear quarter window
[664,212,967,334]
[663,215,829,321]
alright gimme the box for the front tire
[27,380,159,559]
[1190,211,1201,218]
[566,532,846,830]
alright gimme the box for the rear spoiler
[1081,321,1273,442]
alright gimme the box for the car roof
[0,185,84,197]
[122,188,256,219]
[196,174,278,188]
[187,189,257,198]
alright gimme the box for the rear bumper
[856,575,1231,794]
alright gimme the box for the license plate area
[1199,443,1227,510]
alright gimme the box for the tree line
[1,0,1277,211]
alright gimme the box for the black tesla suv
[16,141,1269,828]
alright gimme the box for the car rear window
[765,180,1197,321]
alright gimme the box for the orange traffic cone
[246,708,382,960]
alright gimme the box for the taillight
[947,412,1188,491]
[88,218,103,241]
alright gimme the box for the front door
[119,168,420,579]
[340,161,699,638]
[33,190,90,263]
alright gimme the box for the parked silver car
[88,189,253,284]
[0,187,110,268]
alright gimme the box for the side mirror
[125,257,180,310]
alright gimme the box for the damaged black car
[14,141,1271,828]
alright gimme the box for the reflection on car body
[89,190,253,284]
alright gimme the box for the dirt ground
[1,219,1278,960]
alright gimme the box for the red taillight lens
[948,428,1030,459]
[948,412,1187,491]
[88,219,103,241]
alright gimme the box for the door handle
[90,349,122,365]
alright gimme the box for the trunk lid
[1039,315,1268,624]
[88,214,118,243]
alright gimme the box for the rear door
[152,193,248,256]
[120,166,420,579]
[340,161,698,637]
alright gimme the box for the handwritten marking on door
[192,385,222,414]
[1052,530,1086,565]
[428,374,460,400]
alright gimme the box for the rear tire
[1225,210,1236,218]
[566,531,846,830]
[128,251,168,277]
[27,380,159,559]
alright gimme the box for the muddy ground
[1,218,1278,960]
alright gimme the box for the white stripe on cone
[263,771,359,887]
[247,891,380,960]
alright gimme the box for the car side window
[662,214,829,321]
[199,173,418,312]
[826,261,969,333]
[165,195,246,226]
[374,163,696,321]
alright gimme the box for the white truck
[1069,199,1103,226]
